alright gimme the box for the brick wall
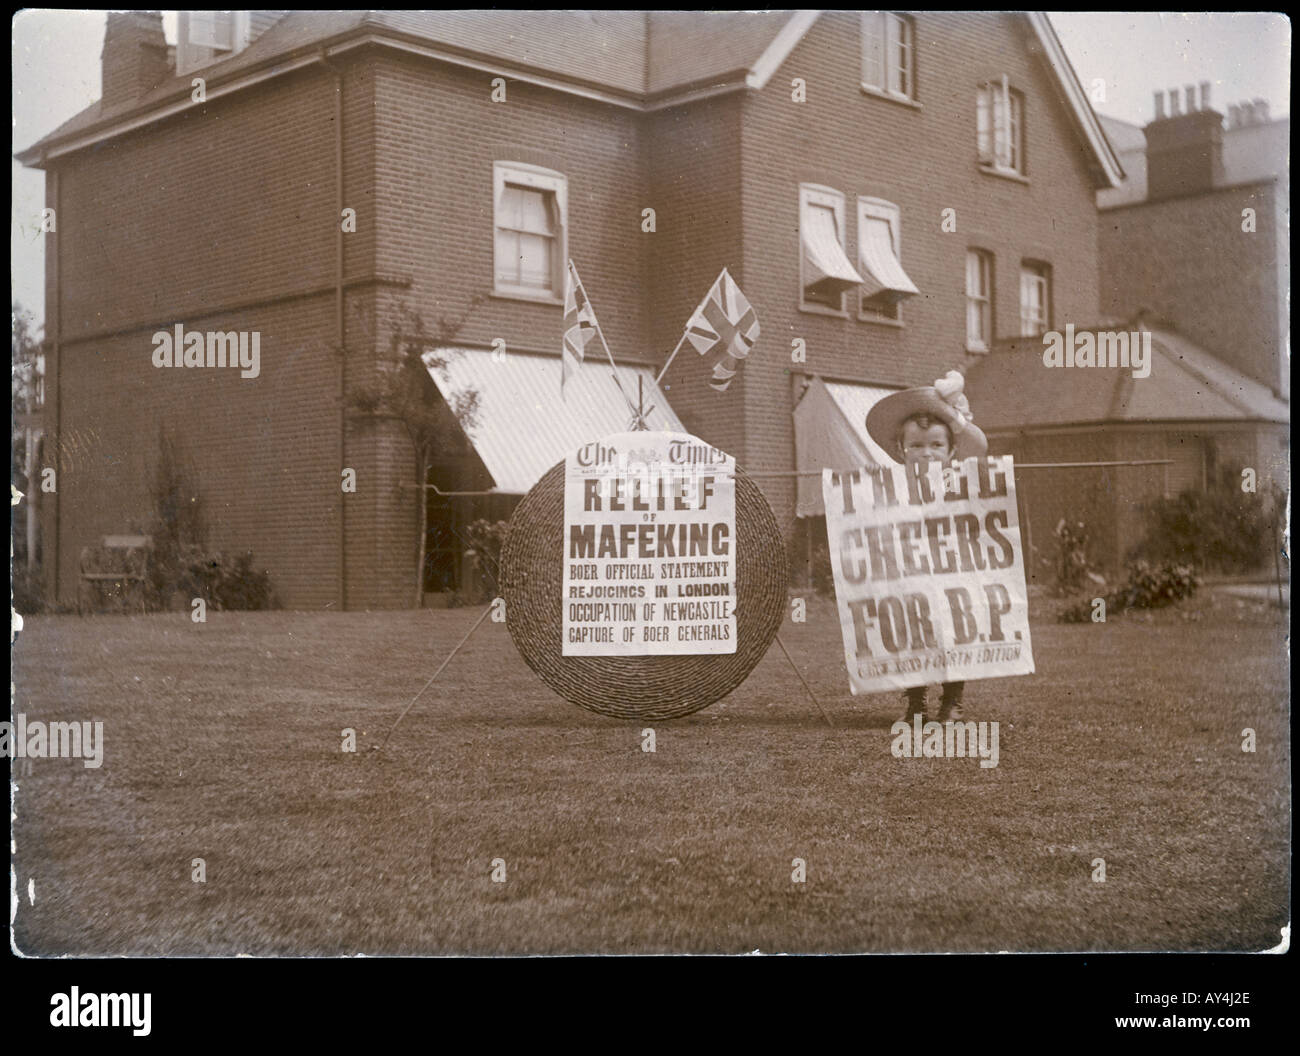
[1099,180,1284,395]
[371,53,648,357]
[646,97,745,453]
[991,420,1288,579]
[43,61,380,610]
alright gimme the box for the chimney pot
[1199,81,1211,110]
[1153,90,1165,118]
[1143,92,1225,201]
[1228,103,1240,128]
[1253,98,1269,123]
[1168,89,1181,116]
[1184,85,1196,112]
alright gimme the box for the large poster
[563,431,737,655]
[823,456,1034,693]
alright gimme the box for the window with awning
[801,185,863,311]
[857,197,918,315]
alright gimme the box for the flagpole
[570,259,639,422]
[654,328,692,387]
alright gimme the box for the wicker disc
[501,459,788,720]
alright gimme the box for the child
[864,370,988,723]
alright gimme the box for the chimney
[101,11,171,108]
[1168,89,1181,116]
[1199,81,1211,110]
[1143,92,1225,201]
[1253,97,1270,123]
[1153,90,1165,119]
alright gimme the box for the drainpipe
[49,160,62,601]
[319,50,346,610]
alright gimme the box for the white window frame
[862,12,916,102]
[1019,262,1051,337]
[492,162,567,303]
[965,249,993,351]
[188,11,250,53]
[799,184,852,317]
[857,196,906,324]
[178,11,251,75]
[977,79,1025,176]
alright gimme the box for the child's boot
[937,682,965,722]
[901,686,927,722]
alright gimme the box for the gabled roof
[964,325,1289,432]
[17,9,1123,185]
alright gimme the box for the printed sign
[823,456,1034,693]
[563,431,737,655]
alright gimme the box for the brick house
[19,10,1122,609]
[967,85,1289,579]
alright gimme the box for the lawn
[10,590,1290,955]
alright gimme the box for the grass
[10,589,1289,955]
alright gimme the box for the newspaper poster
[823,456,1035,693]
[563,431,737,656]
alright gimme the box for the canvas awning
[802,205,863,295]
[422,347,687,494]
[794,376,901,517]
[859,216,919,304]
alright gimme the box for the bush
[459,519,510,602]
[1060,560,1199,622]
[1130,469,1286,575]
[144,542,275,612]
[137,429,274,611]
[1052,518,1095,596]
[12,563,47,615]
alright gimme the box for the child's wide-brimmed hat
[865,370,989,464]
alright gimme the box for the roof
[424,347,686,494]
[1098,109,1288,208]
[18,10,1123,185]
[964,325,1290,432]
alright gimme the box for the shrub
[1130,467,1286,574]
[1052,518,1095,596]
[138,429,274,611]
[12,563,47,615]
[1060,560,1199,622]
[460,519,510,602]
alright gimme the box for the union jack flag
[561,260,598,396]
[683,268,760,392]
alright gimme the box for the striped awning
[802,204,863,293]
[794,376,901,517]
[423,347,687,494]
[859,216,919,303]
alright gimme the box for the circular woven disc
[501,459,788,720]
